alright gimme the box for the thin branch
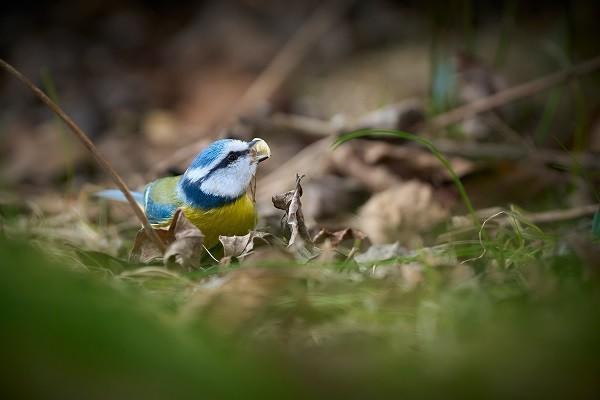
[0,58,166,252]
[429,139,600,169]
[253,112,600,170]
[441,204,598,243]
[517,203,598,225]
[154,0,350,172]
[466,204,598,226]
[429,55,600,129]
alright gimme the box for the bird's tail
[95,189,144,205]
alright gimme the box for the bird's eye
[227,153,238,162]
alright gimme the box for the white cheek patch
[200,158,257,198]
[184,140,250,183]
[185,165,214,183]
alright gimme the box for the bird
[97,138,271,248]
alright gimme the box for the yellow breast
[181,194,257,248]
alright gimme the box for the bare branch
[0,58,166,252]
[429,55,600,130]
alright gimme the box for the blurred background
[1,1,600,398]
[1,1,598,212]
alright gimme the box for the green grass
[1,204,599,398]
[2,128,599,398]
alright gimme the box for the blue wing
[142,176,184,225]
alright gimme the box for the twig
[429,55,600,129]
[517,203,598,225]
[154,0,350,172]
[0,58,166,252]
[429,139,600,170]
[442,204,598,244]
[462,204,598,227]
[254,112,600,170]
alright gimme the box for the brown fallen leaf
[330,139,475,191]
[312,227,367,247]
[357,181,449,247]
[130,209,204,270]
[164,210,204,270]
[130,227,172,264]
[312,228,370,261]
[219,231,271,260]
[272,174,312,248]
[330,141,402,192]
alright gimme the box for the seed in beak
[250,138,271,162]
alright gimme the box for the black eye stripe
[226,150,247,161]
[200,149,249,181]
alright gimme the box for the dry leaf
[313,227,366,247]
[330,142,402,192]
[313,228,369,260]
[130,228,173,264]
[331,140,474,191]
[164,210,204,270]
[219,231,271,260]
[130,209,204,270]
[272,174,312,248]
[357,181,449,247]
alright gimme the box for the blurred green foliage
[0,239,304,400]
[1,228,599,398]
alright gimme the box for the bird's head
[179,138,271,206]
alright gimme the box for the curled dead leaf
[219,231,271,260]
[130,209,204,270]
[130,228,172,264]
[313,227,366,247]
[272,174,312,248]
[312,228,370,262]
[164,210,204,270]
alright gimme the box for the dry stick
[440,203,599,243]
[0,58,167,252]
[261,55,600,139]
[153,0,350,172]
[519,203,598,225]
[429,55,600,129]
[469,204,599,224]
[253,111,600,170]
[430,139,600,169]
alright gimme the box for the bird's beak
[249,138,271,163]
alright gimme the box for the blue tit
[97,138,271,248]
